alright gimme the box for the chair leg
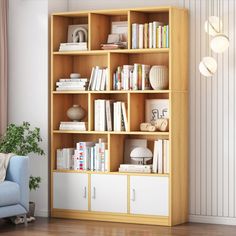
[24,214,28,226]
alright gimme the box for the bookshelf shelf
[53,169,169,177]
[50,6,188,226]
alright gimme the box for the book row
[94,99,128,132]
[88,67,108,91]
[113,64,151,90]
[56,139,108,172]
[132,22,169,49]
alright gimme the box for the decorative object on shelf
[149,65,168,90]
[199,0,229,77]
[59,121,87,131]
[70,73,80,79]
[67,105,86,121]
[119,164,152,173]
[140,122,156,132]
[130,147,152,165]
[199,56,217,77]
[59,24,88,51]
[101,21,128,50]
[154,118,169,131]
[145,99,169,125]
[72,27,88,43]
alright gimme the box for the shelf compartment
[109,52,169,91]
[90,11,128,50]
[110,133,169,172]
[52,94,88,130]
[52,13,89,52]
[52,133,109,171]
[89,93,128,131]
[52,54,108,91]
[130,93,169,131]
[53,90,170,94]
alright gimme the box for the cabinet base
[51,209,170,226]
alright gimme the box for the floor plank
[1,218,236,236]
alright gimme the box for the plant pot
[27,201,35,218]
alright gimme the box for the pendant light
[199,57,217,77]
[199,0,217,77]
[210,0,229,53]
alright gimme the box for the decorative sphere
[210,34,229,53]
[67,104,85,121]
[149,65,168,90]
[204,16,222,36]
[199,57,217,77]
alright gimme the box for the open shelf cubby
[50,6,188,226]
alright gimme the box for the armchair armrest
[6,156,29,211]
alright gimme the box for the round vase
[149,65,169,90]
[67,105,85,121]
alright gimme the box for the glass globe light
[210,34,229,53]
[199,57,217,77]
[204,16,222,36]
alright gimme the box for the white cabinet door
[91,174,127,213]
[53,173,88,211]
[130,176,169,216]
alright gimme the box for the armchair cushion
[0,181,20,207]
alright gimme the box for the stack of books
[101,42,127,50]
[113,64,151,90]
[94,99,128,132]
[56,78,88,91]
[73,139,108,171]
[56,148,75,170]
[59,122,87,131]
[59,42,87,51]
[132,22,169,49]
[152,139,169,173]
[88,66,108,91]
[119,164,152,173]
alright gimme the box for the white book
[91,66,99,91]
[95,69,103,91]
[138,24,144,49]
[99,100,106,131]
[148,22,153,48]
[94,100,100,131]
[62,148,74,169]
[141,64,151,90]
[88,67,95,90]
[152,141,158,173]
[157,140,163,173]
[164,139,170,173]
[56,81,87,86]
[90,146,94,171]
[95,143,100,171]
[59,78,88,82]
[132,64,139,90]
[121,102,128,131]
[116,102,122,131]
[132,23,139,49]
[100,69,106,91]
[56,149,63,169]
[113,102,117,131]
[56,87,86,91]
[106,100,112,131]
[123,65,134,90]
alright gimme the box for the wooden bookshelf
[50,6,188,226]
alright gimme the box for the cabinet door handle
[83,186,87,198]
[92,187,96,199]
[131,188,136,201]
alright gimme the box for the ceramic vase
[67,104,85,121]
[149,65,169,90]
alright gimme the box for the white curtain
[0,0,8,135]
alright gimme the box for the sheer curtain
[0,0,7,135]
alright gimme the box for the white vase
[149,65,169,90]
[66,105,85,121]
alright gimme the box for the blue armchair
[0,156,29,220]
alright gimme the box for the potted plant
[0,121,45,217]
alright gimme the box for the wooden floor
[1,218,236,236]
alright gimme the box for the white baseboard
[35,209,49,217]
[189,215,236,225]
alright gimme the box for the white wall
[8,0,68,217]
